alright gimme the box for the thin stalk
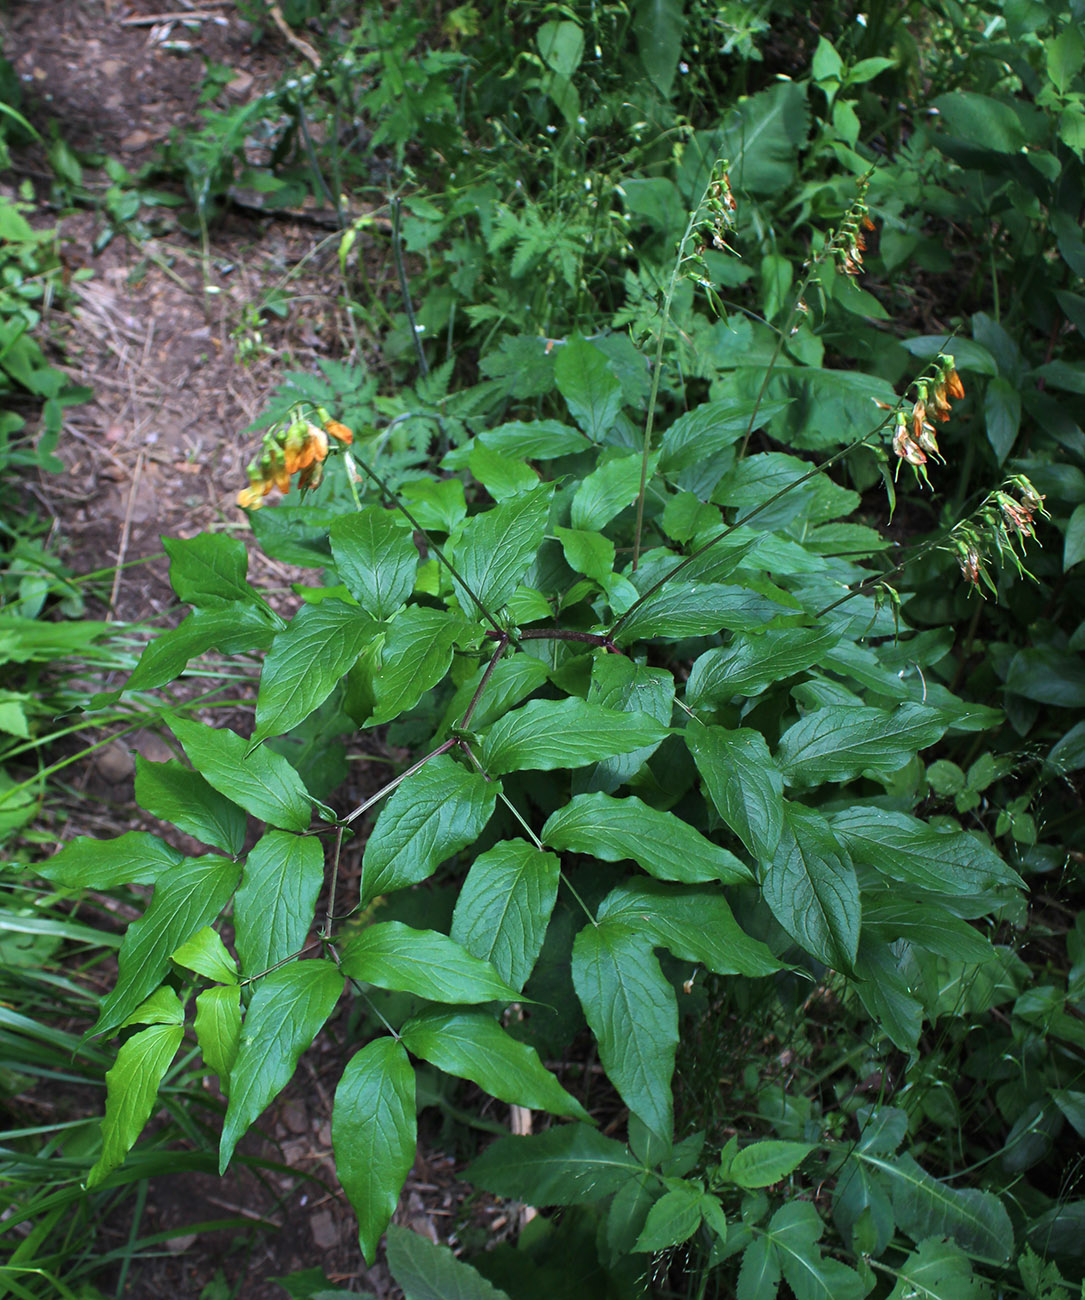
[460,637,509,729]
[392,196,428,378]
[343,737,457,825]
[483,626,619,650]
[323,825,345,944]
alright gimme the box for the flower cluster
[830,174,875,279]
[237,407,353,509]
[892,354,965,483]
[948,475,1048,595]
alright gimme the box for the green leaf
[537,19,584,76]
[812,36,843,80]
[585,656,674,791]
[123,986,185,1027]
[135,758,247,856]
[475,419,588,460]
[737,1235,781,1300]
[769,1200,868,1300]
[615,583,799,645]
[554,335,623,441]
[853,935,923,1053]
[168,716,313,833]
[776,704,951,786]
[86,1022,184,1187]
[1064,503,1085,569]
[341,922,518,1003]
[385,1225,512,1300]
[469,1124,640,1205]
[481,698,669,774]
[441,655,551,735]
[1048,719,1085,773]
[163,533,261,608]
[570,452,647,531]
[400,476,467,531]
[863,896,995,964]
[887,1239,992,1300]
[253,601,376,743]
[985,375,1021,463]
[830,806,1023,896]
[1005,646,1085,707]
[400,1007,590,1121]
[330,507,418,620]
[220,959,344,1172]
[634,0,685,95]
[542,792,752,885]
[634,1184,704,1252]
[730,1141,814,1189]
[234,830,324,978]
[658,399,784,497]
[720,81,810,195]
[686,627,840,705]
[171,926,238,984]
[453,483,553,617]
[932,91,1029,152]
[195,984,242,1088]
[761,802,859,970]
[450,840,560,992]
[97,855,242,1036]
[333,1038,417,1265]
[572,921,678,1141]
[686,722,784,863]
[124,606,278,693]
[371,607,469,725]
[468,443,540,500]
[554,525,615,584]
[360,755,497,906]
[598,880,782,977]
[39,831,183,889]
[248,504,335,567]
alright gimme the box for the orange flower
[946,368,965,401]
[324,419,354,445]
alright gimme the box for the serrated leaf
[330,507,418,619]
[334,1038,417,1265]
[730,1141,814,1189]
[776,704,951,786]
[686,722,784,863]
[135,758,247,855]
[385,1225,512,1300]
[124,606,278,693]
[171,926,238,984]
[542,792,751,884]
[571,452,647,531]
[584,655,674,791]
[371,607,468,725]
[555,335,623,441]
[761,802,859,970]
[234,830,324,978]
[341,922,518,1003]
[469,1124,640,1205]
[481,698,669,774]
[86,1022,184,1187]
[195,984,242,1088]
[39,831,183,889]
[253,601,376,743]
[450,840,560,992]
[401,1008,590,1121]
[168,716,313,833]
[96,854,242,1036]
[360,755,497,906]
[164,533,260,608]
[474,419,588,460]
[452,483,553,618]
[634,1184,704,1252]
[597,880,782,977]
[737,1237,781,1300]
[686,627,840,705]
[572,922,677,1141]
[220,959,344,1171]
[886,1239,993,1300]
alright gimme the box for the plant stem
[460,637,508,729]
[343,738,457,826]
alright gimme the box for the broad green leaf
[584,655,674,791]
[481,698,669,774]
[371,607,468,726]
[686,722,785,862]
[168,716,313,833]
[475,419,588,460]
[862,896,995,964]
[400,476,467,531]
[123,987,185,1027]
[360,755,497,905]
[555,335,622,441]
[554,525,615,584]
[341,922,518,1003]
[985,375,1021,463]
[330,506,418,619]
[164,533,260,608]
[468,1124,640,1205]
[135,758,247,855]
[830,806,1023,897]
[195,984,242,1088]
[538,18,584,75]
[468,443,539,500]
[730,1141,814,1189]
[762,1201,868,1300]
[253,601,376,743]
[777,704,951,786]
[572,921,677,1141]
[450,840,560,992]
[887,1239,993,1300]
[720,81,810,195]
[634,1184,704,1252]
[615,583,799,645]
[737,1235,781,1300]
[761,802,859,970]
[571,452,647,531]
[220,959,344,1171]
[634,0,685,95]
[248,504,335,567]
[385,1225,512,1300]
[597,880,781,977]
[932,91,1029,152]
[401,1007,590,1121]
[542,792,752,884]
[854,935,923,1053]
[87,1022,184,1187]
[658,399,787,497]
[453,483,553,617]
[39,831,183,889]
[333,1038,417,1265]
[1048,719,1085,773]
[686,627,840,705]
[171,926,238,984]
[96,855,242,1036]
[440,655,551,735]
[714,452,858,531]
[124,606,278,693]
[234,830,324,978]
[1005,646,1085,707]
[1065,503,1085,569]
